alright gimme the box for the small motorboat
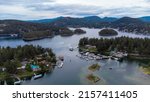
[69,47,74,51]
[14,80,22,85]
[33,74,43,80]
[57,61,64,68]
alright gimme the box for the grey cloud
[0,13,28,20]
[0,0,55,5]
[0,0,150,19]
[27,3,103,16]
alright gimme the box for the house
[17,65,26,70]
[0,67,6,72]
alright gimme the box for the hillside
[111,17,150,34]
[0,20,75,41]
[140,16,150,22]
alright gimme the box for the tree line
[0,45,56,74]
[79,37,150,56]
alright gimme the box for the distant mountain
[111,17,150,34]
[28,16,150,23]
[83,16,117,22]
[28,17,63,23]
[102,17,118,22]
[113,17,144,24]
[139,16,150,22]
[29,16,118,24]
[47,16,118,27]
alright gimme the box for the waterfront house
[0,67,6,72]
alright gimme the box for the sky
[0,0,150,20]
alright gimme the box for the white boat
[57,61,64,68]
[14,80,22,85]
[95,56,102,60]
[33,74,43,80]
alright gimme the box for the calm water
[0,28,150,85]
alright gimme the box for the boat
[109,68,113,70]
[111,57,118,60]
[14,80,22,85]
[69,47,74,51]
[33,74,43,80]
[95,56,102,60]
[57,61,64,68]
[102,56,109,59]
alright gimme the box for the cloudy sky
[0,0,150,20]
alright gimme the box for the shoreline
[0,27,150,42]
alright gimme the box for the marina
[76,51,126,62]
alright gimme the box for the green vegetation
[141,67,150,75]
[79,46,97,53]
[99,28,118,36]
[74,29,86,34]
[0,20,78,41]
[88,63,100,71]
[0,45,56,81]
[140,63,150,75]
[59,28,74,36]
[23,30,52,41]
[79,37,150,58]
[17,71,34,80]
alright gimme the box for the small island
[74,29,86,34]
[99,28,118,36]
[86,74,100,83]
[140,64,150,75]
[88,63,100,72]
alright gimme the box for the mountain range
[29,16,150,23]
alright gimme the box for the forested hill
[110,17,150,34]
[0,20,51,34]
[0,20,78,41]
